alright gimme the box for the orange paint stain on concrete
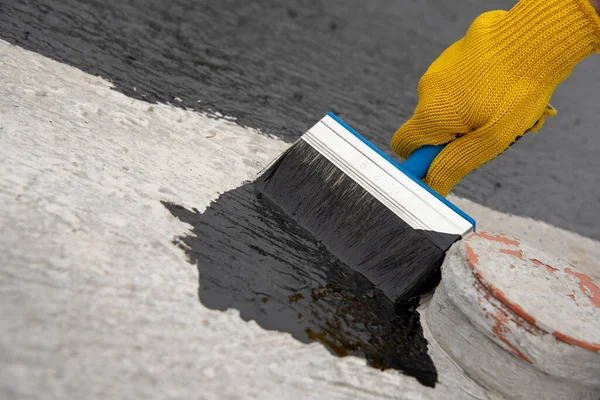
[474,280,492,302]
[553,331,600,352]
[530,259,558,273]
[565,268,600,308]
[467,236,600,356]
[473,268,541,332]
[490,311,532,364]
[474,232,520,247]
[500,249,524,259]
[474,274,543,338]
[486,284,537,326]
[469,242,538,329]
[465,243,479,269]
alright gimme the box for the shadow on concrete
[162,182,437,387]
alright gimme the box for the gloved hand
[391,0,600,197]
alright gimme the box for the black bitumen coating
[162,184,438,387]
[2,0,600,239]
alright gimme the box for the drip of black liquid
[163,182,438,387]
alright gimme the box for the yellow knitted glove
[391,0,600,197]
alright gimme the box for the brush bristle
[255,140,460,303]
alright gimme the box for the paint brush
[254,113,475,304]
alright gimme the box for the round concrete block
[426,231,600,400]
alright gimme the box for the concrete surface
[2,0,600,240]
[2,39,600,399]
[427,232,600,399]
[0,40,459,399]
[448,197,600,282]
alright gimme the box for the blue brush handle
[400,144,446,180]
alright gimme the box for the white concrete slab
[1,40,598,399]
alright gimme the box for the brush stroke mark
[2,0,600,240]
[162,183,438,387]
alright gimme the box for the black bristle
[255,140,460,304]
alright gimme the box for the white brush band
[301,115,473,236]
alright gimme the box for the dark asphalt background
[1,0,599,239]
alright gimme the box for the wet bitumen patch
[162,182,437,387]
[3,0,599,241]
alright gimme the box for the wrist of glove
[391,0,600,197]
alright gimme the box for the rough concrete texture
[1,40,600,399]
[2,0,600,240]
[0,39,476,400]
[448,197,600,282]
[427,283,599,400]
[464,232,600,355]
[427,233,600,399]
